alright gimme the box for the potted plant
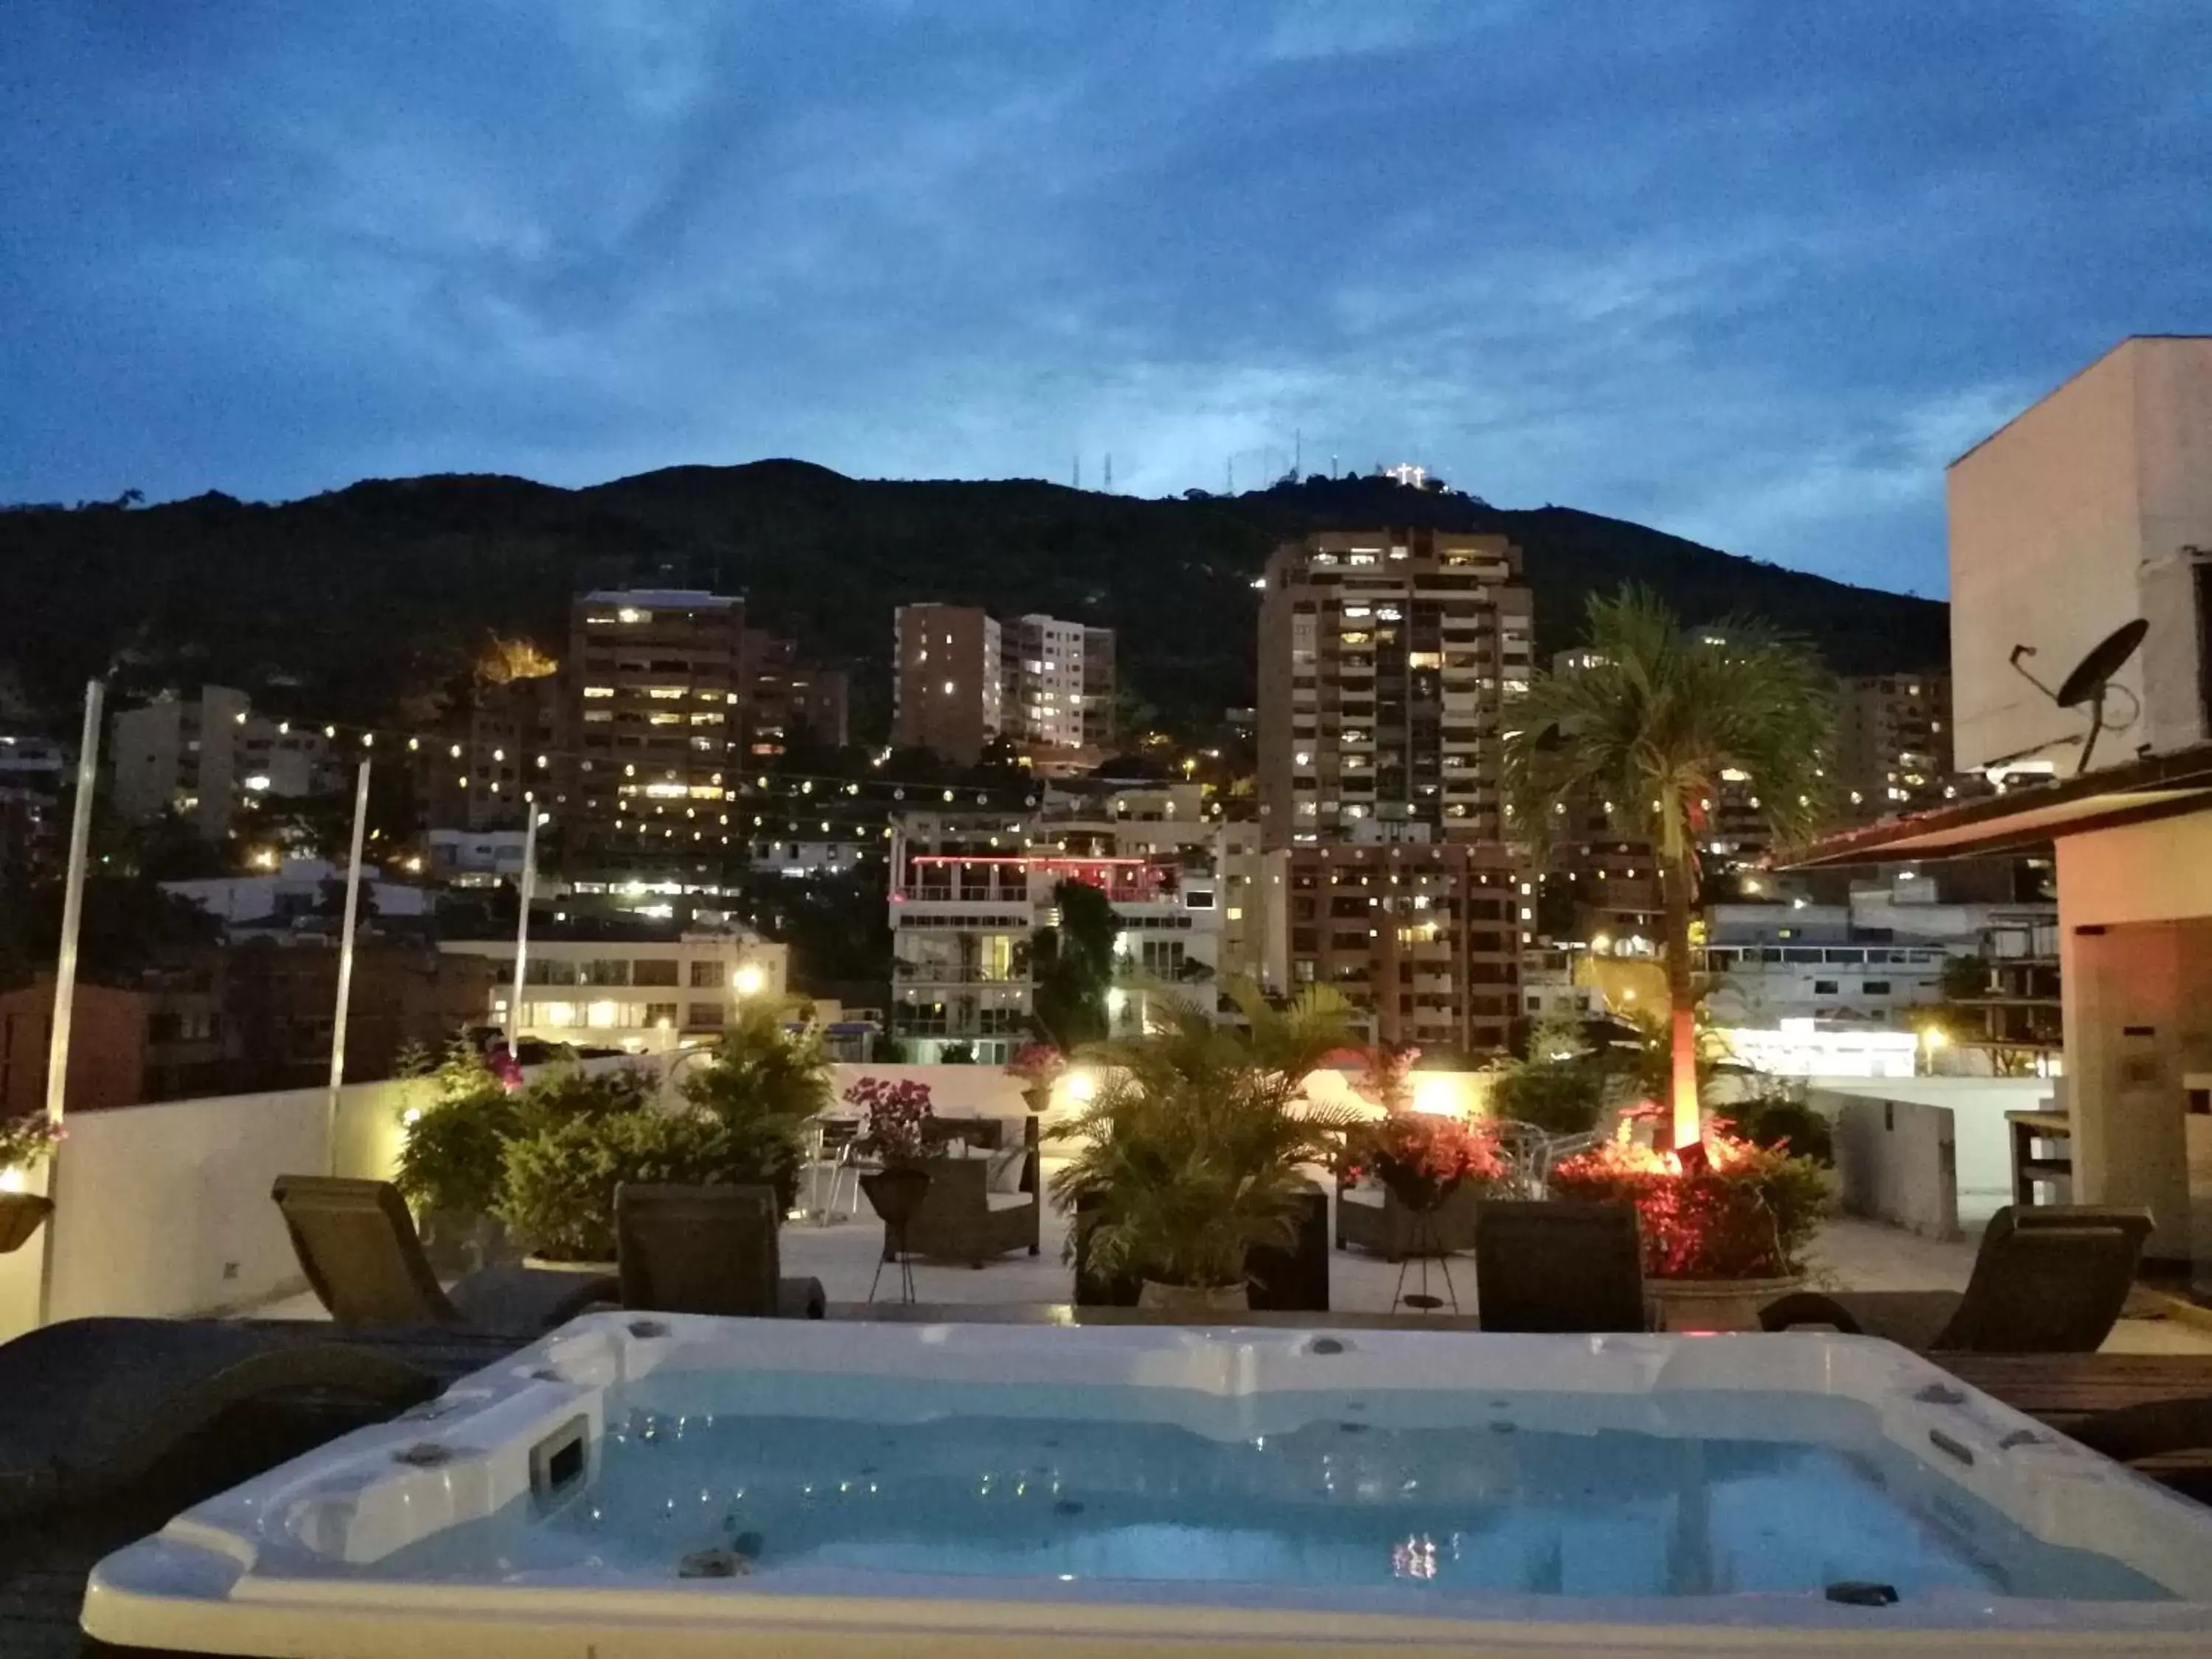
[1340,1112,1504,1213]
[843,1076,934,1165]
[1005,1043,1066,1115]
[1051,983,1361,1312]
[679,1007,832,1211]
[843,1076,937,1249]
[0,1113,63,1252]
[1551,1127,1832,1330]
[393,1041,524,1270]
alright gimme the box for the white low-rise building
[439,931,789,1051]
[889,791,1233,1062]
[164,858,432,930]
[426,829,529,886]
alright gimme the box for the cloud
[1,0,2207,602]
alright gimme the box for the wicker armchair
[889,1118,1042,1267]
[1334,1173,1484,1262]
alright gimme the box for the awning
[1780,742,2212,869]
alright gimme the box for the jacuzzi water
[380,1374,2161,1601]
[83,1315,2212,1658]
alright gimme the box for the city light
[731,963,766,998]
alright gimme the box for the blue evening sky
[3,1,2206,595]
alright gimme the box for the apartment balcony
[891,962,1027,986]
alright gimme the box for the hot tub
[84,1315,2212,1656]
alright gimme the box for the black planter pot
[0,1192,55,1253]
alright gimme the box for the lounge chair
[1074,1184,1330,1311]
[1759,1204,2153,1352]
[614,1184,827,1318]
[0,1318,434,1520]
[2066,1396,2212,1503]
[1335,1172,1483,1262]
[897,1118,1043,1267]
[273,1175,616,1336]
[1473,1199,1647,1332]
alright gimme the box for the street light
[731,962,766,998]
[1919,1023,1950,1077]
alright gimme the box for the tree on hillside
[1503,587,1833,1150]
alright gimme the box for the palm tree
[1503,587,1834,1150]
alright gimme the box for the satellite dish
[2055,618,2149,709]
[2008,619,2149,775]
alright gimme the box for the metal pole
[37,678,104,1325]
[507,805,540,1046]
[323,758,372,1175]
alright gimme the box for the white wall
[0,1056,658,1344]
[1819,1092,1959,1239]
[1805,1076,2052,1228]
[2058,814,2212,1262]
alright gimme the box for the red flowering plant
[0,1113,63,1175]
[843,1077,935,1164]
[1339,1112,1504,1212]
[1548,1130,1829,1281]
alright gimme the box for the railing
[891,963,1026,984]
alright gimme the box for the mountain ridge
[1,463,1950,737]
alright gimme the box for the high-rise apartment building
[893,604,1003,765]
[1256,529,1533,849]
[1006,614,1090,751]
[566,590,745,862]
[418,672,566,833]
[111,687,334,840]
[1082,627,1118,751]
[1281,841,1522,1054]
[893,605,1114,765]
[1835,671,1958,822]
[737,629,849,757]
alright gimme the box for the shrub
[514,1063,657,1133]
[497,1108,745,1262]
[1551,1133,1831,1280]
[394,1043,521,1217]
[1487,1057,1607,1136]
[1720,1092,1835,1167]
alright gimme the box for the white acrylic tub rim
[82,1315,2212,1658]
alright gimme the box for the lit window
[582,686,614,698]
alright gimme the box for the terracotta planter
[0,1192,53,1253]
[1646,1273,1802,1333]
[1137,1280,1250,1315]
[1020,1084,1054,1115]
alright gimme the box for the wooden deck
[9,1315,2210,1658]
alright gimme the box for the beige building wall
[2055,810,2212,1265]
[1947,336,2212,777]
